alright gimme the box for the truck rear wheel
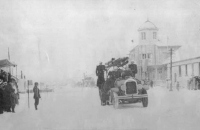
[142,97,148,107]
[142,89,148,107]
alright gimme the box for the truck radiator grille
[126,81,137,94]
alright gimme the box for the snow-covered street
[1,86,200,130]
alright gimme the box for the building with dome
[129,20,180,84]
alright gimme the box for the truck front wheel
[142,89,148,107]
[142,97,148,107]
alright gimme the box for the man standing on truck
[128,61,138,77]
[96,62,107,105]
[96,62,106,88]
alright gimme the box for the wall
[167,57,200,88]
[139,30,158,45]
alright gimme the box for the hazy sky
[1,0,200,83]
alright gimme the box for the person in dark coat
[0,76,4,114]
[10,89,17,113]
[101,72,116,105]
[96,62,107,105]
[8,73,12,82]
[96,62,106,88]
[128,61,138,77]
[4,81,14,112]
[1,71,7,82]
[33,82,41,110]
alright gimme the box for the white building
[164,45,200,88]
[129,20,180,84]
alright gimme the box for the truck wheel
[142,97,148,107]
[142,88,148,107]
[142,88,147,94]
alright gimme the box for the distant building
[164,45,200,89]
[129,20,180,84]
[167,57,200,88]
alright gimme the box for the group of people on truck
[0,75,19,114]
[0,70,12,83]
[96,60,138,105]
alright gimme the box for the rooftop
[138,20,158,31]
[162,44,200,64]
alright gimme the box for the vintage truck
[100,57,149,109]
[110,76,148,108]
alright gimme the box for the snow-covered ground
[0,86,200,130]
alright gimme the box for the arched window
[141,32,146,40]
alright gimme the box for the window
[153,32,157,39]
[142,54,146,59]
[185,65,188,76]
[142,53,152,59]
[147,53,152,59]
[141,32,146,40]
[179,66,181,77]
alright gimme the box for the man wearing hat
[33,82,41,110]
[0,76,4,114]
[96,62,106,88]
[128,61,138,77]
[4,80,14,112]
[96,62,107,105]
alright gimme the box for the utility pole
[169,48,173,91]
[8,48,11,74]
[164,46,174,91]
[166,36,174,91]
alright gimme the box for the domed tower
[135,20,159,66]
[131,20,159,80]
[138,20,158,45]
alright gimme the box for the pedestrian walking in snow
[33,82,41,110]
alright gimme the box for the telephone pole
[169,48,173,91]
[164,46,174,91]
[8,48,11,74]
